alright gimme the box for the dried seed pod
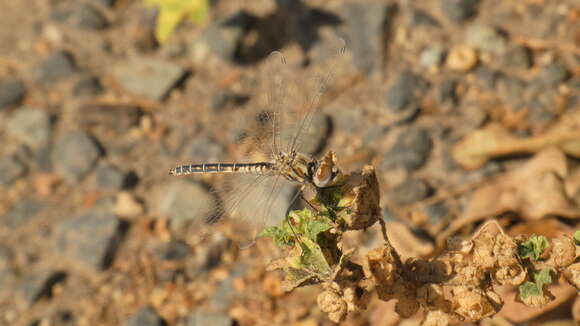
[564,263,580,290]
[317,287,347,323]
[450,286,503,321]
[547,236,576,268]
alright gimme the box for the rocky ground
[0,0,579,325]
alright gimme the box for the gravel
[0,79,26,109]
[439,0,480,23]
[385,71,429,113]
[158,180,218,231]
[186,310,233,326]
[53,131,102,184]
[72,75,104,97]
[0,155,27,186]
[390,178,431,206]
[51,3,108,30]
[4,199,45,229]
[5,107,51,150]
[34,51,77,82]
[124,306,166,326]
[382,127,433,172]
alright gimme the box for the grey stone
[111,58,186,101]
[439,0,480,23]
[186,310,233,326]
[158,241,190,261]
[411,9,441,27]
[35,51,76,82]
[382,128,432,172]
[53,131,101,184]
[34,147,53,172]
[51,310,75,326]
[77,104,141,133]
[55,213,126,271]
[197,12,253,62]
[51,3,107,30]
[72,75,103,97]
[437,79,458,106]
[500,45,532,70]
[474,66,501,90]
[187,233,231,277]
[124,306,166,326]
[0,79,26,109]
[419,46,445,68]
[0,155,26,186]
[536,62,570,86]
[0,245,14,293]
[95,164,127,190]
[336,3,396,75]
[6,107,51,150]
[465,24,508,54]
[390,178,431,206]
[424,201,450,223]
[385,71,429,112]
[159,180,218,231]
[4,199,45,228]
[211,91,248,112]
[290,112,331,155]
[17,270,66,306]
[185,135,226,163]
[497,76,526,104]
[90,0,116,8]
[209,264,247,311]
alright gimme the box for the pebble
[465,24,508,54]
[0,246,14,291]
[186,309,234,326]
[424,201,450,223]
[411,9,441,27]
[185,135,226,163]
[54,213,126,271]
[336,2,396,75]
[72,75,103,97]
[196,12,254,62]
[111,57,186,101]
[17,270,66,306]
[187,233,231,277]
[209,263,247,311]
[5,107,51,150]
[158,180,218,232]
[34,51,77,82]
[536,62,570,86]
[211,91,249,112]
[114,192,145,218]
[95,164,127,190]
[437,79,459,106]
[34,147,54,172]
[474,66,501,90]
[77,104,141,134]
[51,3,107,30]
[439,0,480,23]
[446,44,478,72]
[382,127,432,172]
[53,131,102,184]
[90,0,115,8]
[496,76,527,104]
[500,45,532,70]
[4,199,45,229]
[390,178,431,206]
[419,46,446,68]
[0,79,26,109]
[0,155,26,186]
[157,240,190,261]
[385,71,429,112]
[124,306,166,326]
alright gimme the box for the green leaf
[306,219,332,242]
[574,230,580,245]
[145,0,209,43]
[518,235,550,260]
[519,269,553,299]
[260,225,293,247]
[299,237,331,275]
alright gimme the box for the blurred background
[0,0,579,325]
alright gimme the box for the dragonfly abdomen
[169,162,275,176]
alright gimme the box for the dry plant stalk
[262,152,580,324]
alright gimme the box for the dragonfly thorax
[274,151,341,188]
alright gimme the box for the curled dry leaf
[546,236,577,268]
[317,287,347,323]
[453,109,580,170]
[450,286,503,321]
[564,263,580,290]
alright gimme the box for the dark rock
[51,3,107,30]
[419,46,445,68]
[124,306,166,326]
[34,147,53,172]
[111,57,186,101]
[90,0,116,8]
[411,9,441,27]
[53,131,102,184]
[465,24,508,54]
[390,178,431,206]
[439,0,480,23]
[437,79,458,106]
[382,127,432,172]
[54,213,127,271]
[336,3,397,75]
[474,66,501,90]
[6,107,51,150]
[500,45,532,70]
[197,11,254,62]
[497,76,526,104]
[186,310,233,326]
[158,180,218,232]
[77,104,141,134]
[424,201,450,223]
[185,135,226,163]
[17,270,66,306]
[211,91,249,112]
[187,233,231,277]
[385,71,429,113]
[52,310,75,326]
[0,155,26,186]
[35,51,76,82]
[157,240,190,261]
[95,164,128,190]
[535,62,570,86]
[0,79,26,109]
[72,75,103,97]
[4,199,45,229]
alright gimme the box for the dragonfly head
[308,151,342,188]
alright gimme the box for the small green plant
[145,0,209,43]
[518,235,550,260]
[519,269,553,298]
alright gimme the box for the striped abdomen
[169,162,275,176]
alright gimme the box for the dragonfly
[169,40,347,247]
